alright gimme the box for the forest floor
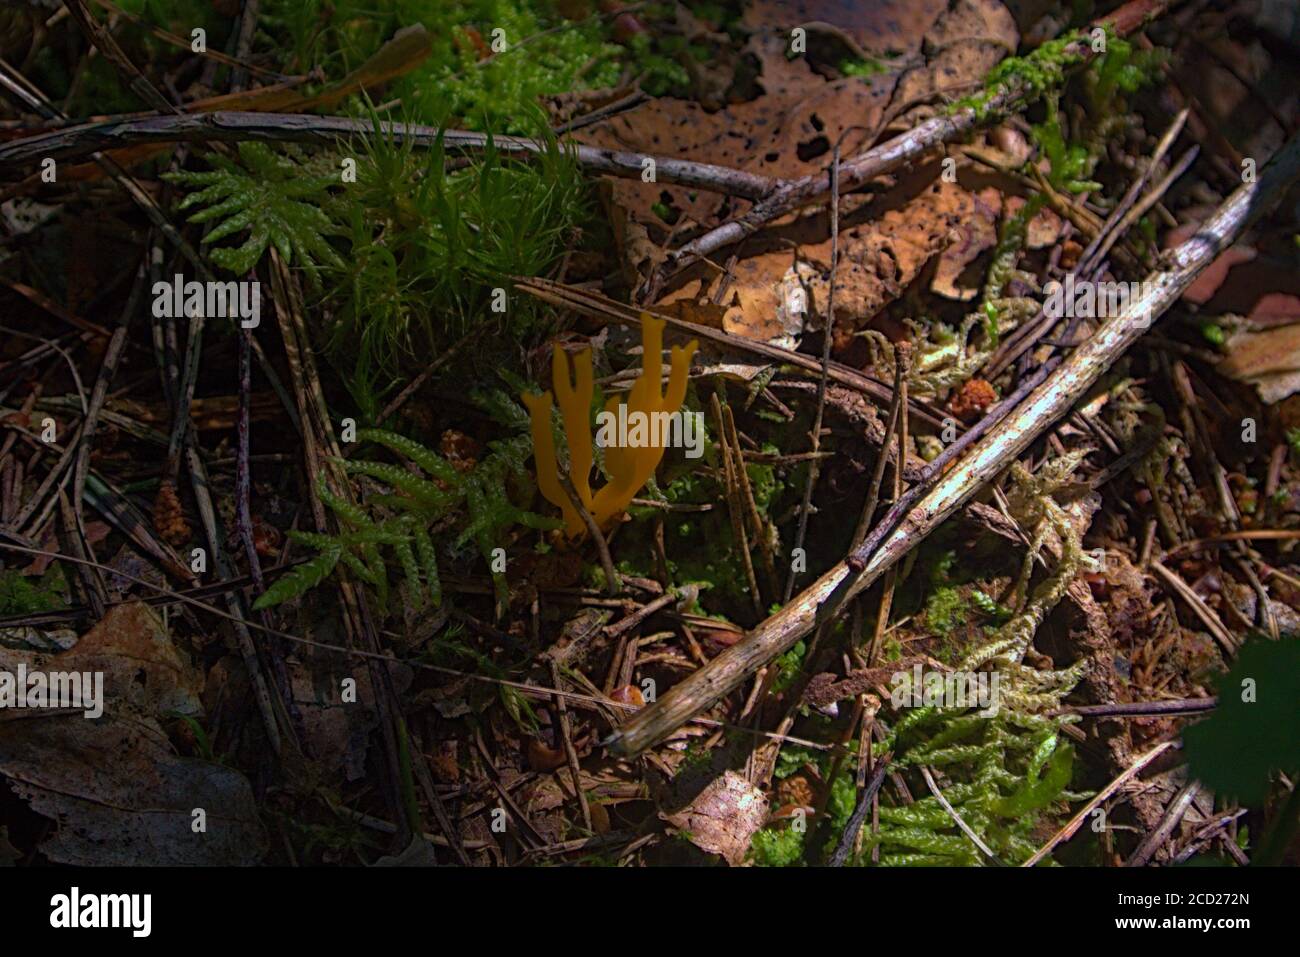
[0,0,1298,867]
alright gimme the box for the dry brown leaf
[578,0,994,296]
[932,185,1001,301]
[661,769,768,865]
[0,714,264,865]
[657,299,729,329]
[0,603,263,865]
[888,0,1019,126]
[583,3,1019,339]
[742,0,948,55]
[289,654,413,781]
[0,603,201,718]
[374,836,439,866]
[1247,292,1300,326]
[1219,323,1300,403]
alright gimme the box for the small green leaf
[1185,638,1300,804]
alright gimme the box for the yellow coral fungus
[525,315,698,537]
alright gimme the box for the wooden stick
[605,131,1300,757]
[512,276,951,429]
[1150,559,1239,656]
[1024,740,1177,866]
[0,109,778,201]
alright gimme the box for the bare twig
[1024,740,1178,866]
[712,392,762,617]
[513,277,950,429]
[648,0,1180,287]
[1150,560,1239,657]
[1055,697,1217,718]
[557,469,620,597]
[827,757,891,867]
[0,110,778,200]
[1126,781,1199,866]
[922,766,1000,863]
[785,144,842,602]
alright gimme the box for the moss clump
[926,586,968,637]
[164,109,589,384]
[259,0,623,133]
[618,422,788,620]
[750,826,804,866]
[750,739,860,866]
[772,640,807,692]
[0,569,63,616]
[970,589,1012,622]
[922,551,969,637]
[951,28,1092,120]
[328,112,589,380]
[840,56,888,78]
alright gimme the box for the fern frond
[164,142,344,282]
[356,429,460,484]
[253,547,342,610]
[339,458,457,511]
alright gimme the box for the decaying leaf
[662,769,769,865]
[579,0,1019,322]
[0,603,264,865]
[1219,322,1300,403]
[0,714,265,866]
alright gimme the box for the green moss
[259,0,622,133]
[750,825,805,866]
[970,589,1012,622]
[625,31,693,97]
[840,56,888,78]
[0,570,63,616]
[926,587,968,637]
[772,640,807,693]
[616,422,785,617]
[951,29,1091,120]
[752,739,861,866]
[1031,95,1099,194]
[328,110,589,377]
[921,550,969,636]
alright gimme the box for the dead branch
[0,109,778,200]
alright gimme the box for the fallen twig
[827,757,891,867]
[1024,740,1178,866]
[0,109,778,200]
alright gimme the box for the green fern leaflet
[164,142,344,281]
